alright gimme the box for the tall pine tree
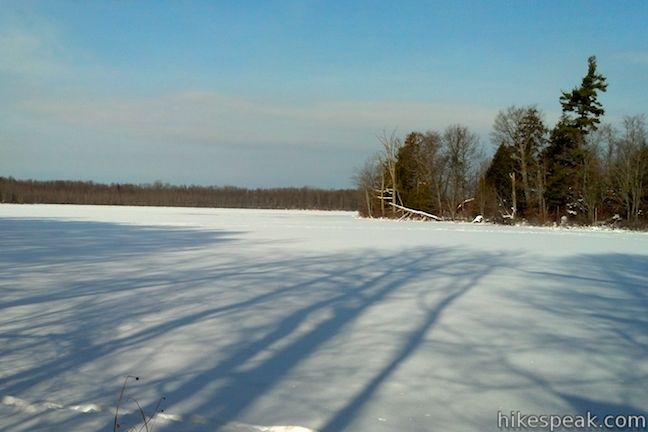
[559,56,608,134]
[545,56,608,219]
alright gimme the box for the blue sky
[1,1,647,188]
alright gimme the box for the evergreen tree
[486,144,515,196]
[485,143,515,216]
[559,55,608,134]
[491,106,547,216]
[545,56,608,218]
[396,132,428,211]
[544,117,581,211]
[395,131,446,214]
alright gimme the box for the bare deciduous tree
[377,130,402,215]
[352,156,380,217]
[443,124,480,219]
[611,115,648,223]
[420,131,447,215]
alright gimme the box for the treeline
[0,177,358,211]
[356,56,648,228]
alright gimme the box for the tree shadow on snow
[0,217,242,266]
[445,253,648,431]
[0,216,510,431]
[2,217,648,432]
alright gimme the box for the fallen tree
[388,202,443,221]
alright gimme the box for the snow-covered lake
[1,204,647,432]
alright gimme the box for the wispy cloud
[0,19,68,78]
[20,91,497,151]
[616,51,648,65]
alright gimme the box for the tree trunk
[380,171,385,217]
[365,189,372,217]
[509,172,517,219]
[519,146,531,211]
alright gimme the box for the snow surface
[1,204,647,431]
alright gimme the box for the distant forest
[0,177,358,211]
[355,56,648,228]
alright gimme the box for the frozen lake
[1,204,647,431]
